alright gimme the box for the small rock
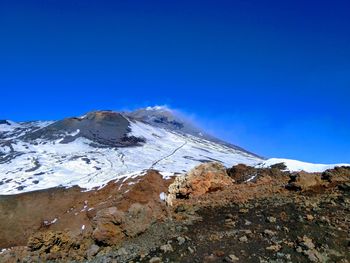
[263,229,277,237]
[296,246,303,253]
[177,236,186,245]
[225,218,235,227]
[188,247,195,254]
[214,250,225,257]
[299,236,315,250]
[117,247,128,256]
[266,244,281,252]
[267,216,276,223]
[227,254,239,261]
[239,236,248,242]
[149,257,162,263]
[306,214,314,221]
[160,243,173,253]
[245,220,252,226]
[86,244,100,258]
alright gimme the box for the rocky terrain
[0,162,349,262]
[1,107,349,262]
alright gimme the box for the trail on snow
[150,141,188,170]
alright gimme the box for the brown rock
[286,172,326,191]
[122,203,155,237]
[27,230,81,259]
[167,162,234,205]
[92,207,125,245]
[227,164,257,183]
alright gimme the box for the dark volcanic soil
[139,191,350,263]
[1,164,350,263]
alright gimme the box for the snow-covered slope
[0,109,262,195]
[258,158,350,173]
[1,108,347,195]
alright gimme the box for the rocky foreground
[1,162,350,262]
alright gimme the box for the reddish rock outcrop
[167,162,234,205]
[92,207,125,246]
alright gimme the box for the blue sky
[0,0,349,163]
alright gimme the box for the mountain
[1,107,350,263]
[0,107,263,195]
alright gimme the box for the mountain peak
[145,105,170,111]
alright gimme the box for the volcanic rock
[92,207,125,246]
[167,162,234,206]
[286,172,325,191]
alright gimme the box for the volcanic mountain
[0,106,263,195]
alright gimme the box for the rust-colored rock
[92,207,125,246]
[227,164,257,183]
[286,172,326,191]
[167,162,234,205]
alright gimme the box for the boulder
[28,231,76,253]
[227,164,257,183]
[122,203,155,237]
[167,162,234,205]
[286,172,325,191]
[92,207,125,246]
[92,204,156,244]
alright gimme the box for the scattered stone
[188,247,195,254]
[86,244,100,258]
[149,257,162,263]
[177,236,186,245]
[228,254,239,261]
[239,236,248,242]
[160,243,173,253]
[299,236,315,250]
[263,229,277,237]
[266,244,281,252]
[267,216,276,223]
[239,208,249,214]
[306,214,314,221]
[244,219,252,226]
[214,250,225,257]
[225,218,236,227]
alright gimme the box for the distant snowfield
[258,158,350,173]
[0,120,261,195]
[1,118,349,195]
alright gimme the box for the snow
[146,105,168,111]
[0,121,20,132]
[0,119,260,195]
[81,225,85,230]
[159,192,166,201]
[258,158,350,173]
[1,117,348,195]
[245,173,258,183]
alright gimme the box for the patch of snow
[159,192,167,201]
[159,172,175,180]
[245,173,258,183]
[146,105,168,111]
[0,120,20,132]
[258,158,350,173]
[81,225,85,230]
[71,129,80,136]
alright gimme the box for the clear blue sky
[0,0,349,163]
